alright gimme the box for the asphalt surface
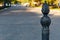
[0,6,60,40]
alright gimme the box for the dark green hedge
[0,6,4,10]
[0,6,11,10]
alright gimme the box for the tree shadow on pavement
[0,6,55,40]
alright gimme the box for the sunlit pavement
[0,6,60,40]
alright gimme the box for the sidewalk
[0,6,60,40]
[28,7,60,16]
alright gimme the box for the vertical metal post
[40,1,51,40]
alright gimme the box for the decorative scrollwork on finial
[41,1,50,16]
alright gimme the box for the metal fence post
[40,1,51,40]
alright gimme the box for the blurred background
[0,0,60,9]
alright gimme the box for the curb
[0,7,10,12]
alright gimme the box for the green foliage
[0,0,4,2]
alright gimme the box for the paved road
[0,6,60,40]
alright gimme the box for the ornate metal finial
[41,1,50,16]
[40,1,51,40]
